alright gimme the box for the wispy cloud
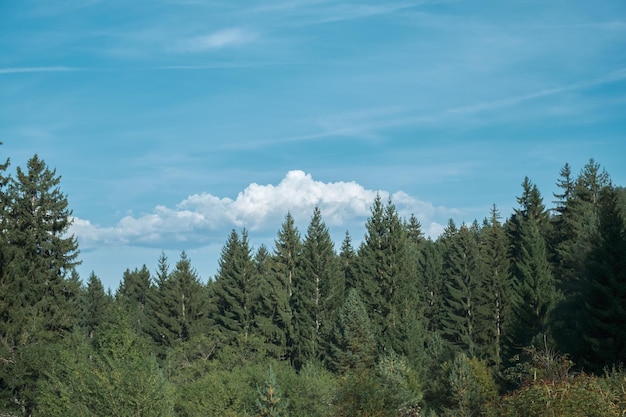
[445,67,626,116]
[71,170,451,249]
[0,66,79,75]
[179,28,257,52]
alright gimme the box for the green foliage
[285,361,337,417]
[485,374,622,417]
[211,230,256,345]
[444,353,497,417]
[298,207,343,368]
[0,154,81,414]
[256,365,288,417]
[583,185,626,372]
[329,289,377,373]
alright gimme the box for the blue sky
[2,0,625,290]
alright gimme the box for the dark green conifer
[440,224,485,357]
[583,185,626,372]
[0,154,81,414]
[272,213,301,366]
[211,229,256,343]
[297,207,342,368]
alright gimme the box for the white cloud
[0,66,78,75]
[181,28,257,51]
[71,170,451,250]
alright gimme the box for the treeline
[1,150,625,416]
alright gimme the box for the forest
[0,148,625,417]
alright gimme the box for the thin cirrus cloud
[179,28,257,52]
[70,170,450,250]
[0,66,78,75]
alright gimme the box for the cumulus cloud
[71,170,452,250]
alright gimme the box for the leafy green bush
[484,374,621,417]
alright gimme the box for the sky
[1,0,625,291]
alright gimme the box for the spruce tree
[510,209,557,350]
[478,205,512,368]
[420,239,445,333]
[297,207,342,368]
[116,264,153,336]
[339,231,358,292]
[357,195,414,354]
[81,271,113,339]
[150,252,208,351]
[329,288,377,373]
[583,185,626,372]
[252,244,290,359]
[272,213,301,367]
[440,223,485,357]
[211,229,256,344]
[0,155,81,414]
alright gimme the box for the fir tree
[583,185,626,372]
[252,244,290,359]
[150,252,208,351]
[81,271,113,339]
[297,207,342,368]
[329,288,377,373]
[420,239,445,332]
[339,231,358,292]
[116,264,153,336]
[357,195,414,354]
[0,155,81,414]
[272,213,301,367]
[256,366,288,417]
[478,205,512,368]
[211,229,256,344]
[440,223,486,357]
[510,213,557,350]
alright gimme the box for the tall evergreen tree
[440,223,486,357]
[117,264,153,336]
[0,154,81,414]
[511,179,558,348]
[81,271,113,339]
[252,244,290,359]
[297,207,342,368]
[211,229,256,344]
[150,252,208,352]
[583,185,626,372]
[357,195,414,354]
[272,213,302,367]
[478,205,512,368]
[420,239,445,333]
[339,231,358,292]
[329,288,377,373]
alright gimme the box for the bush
[484,374,621,417]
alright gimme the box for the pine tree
[329,288,377,373]
[0,155,81,414]
[81,271,113,339]
[117,264,153,336]
[252,244,290,359]
[339,231,358,292]
[272,213,301,367]
[150,252,208,351]
[478,205,512,368]
[440,223,485,357]
[420,239,445,333]
[510,211,557,350]
[357,195,414,354]
[256,366,288,417]
[583,185,626,372]
[297,207,342,368]
[211,229,256,344]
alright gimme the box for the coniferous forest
[1,149,626,417]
